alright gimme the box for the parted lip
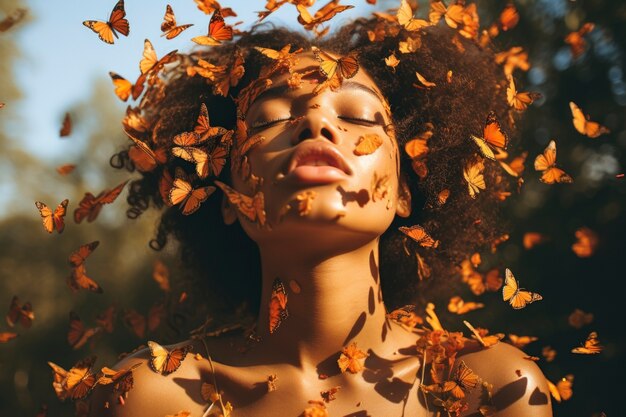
[286,141,353,175]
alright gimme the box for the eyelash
[251,116,379,130]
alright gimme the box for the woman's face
[229,51,409,246]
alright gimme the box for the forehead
[263,51,386,101]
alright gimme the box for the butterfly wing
[109,71,132,101]
[470,135,496,160]
[569,101,587,136]
[483,111,508,149]
[502,268,519,302]
[312,47,338,80]
[269,278,289,333]
[82,20,115,44]
[140,39,158,74]
[208,9,233,42]
[169,178,192,207]
[148,341,190,375]
[463,160,486,199]
[108,0,129,37]
[162,345,192,375]
[68,240,100,267]
[97,180,129,205]
[52,199,69,233]
[35,201,54,233]
[534,140,557,171]
[181,186,216,215]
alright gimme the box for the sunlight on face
[231,52,403,245]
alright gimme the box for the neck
[252,236,398,369]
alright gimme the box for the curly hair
[112,17,517,316]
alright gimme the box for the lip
[281,141,352,184]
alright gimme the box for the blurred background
[0,0,623,415]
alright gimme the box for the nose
[291,113,340,145]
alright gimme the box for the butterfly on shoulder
[269,278,289,334]
[82,0,129,44]
[502,268,542,309]
[47,356,98,401]
[147,340,192,375]
[35,199,69,233]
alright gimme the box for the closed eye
[338,116,380,126]
[250,117,292,130]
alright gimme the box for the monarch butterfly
[97,363,141,394]
[533,140,573,184]
[108,71,144,102]
[312,46,359,81]
[147,340,192,375]
[123,129,168,172]
[74,180,129,223]
[398,225,440,248]
[397,0,430,31]
[82,0,129,44]
[6,296,35,328]
[507,76,541,111]
[194,0,237,17]
[569,101,610,138]
[213,47,246,97]
[168,177,216,215]
[139,39,179,77]
[447,296,484,315]
[268,278,289,334]
[67,311,101,350]
[48,357,98,401]
[67,241,103,293]
[160,5,193,40]
[296,2,353,30]
[463,320,503,347]
[35,199,69,233]
[59,113,71,137]
[445,360,480,399]
[470,111,509,160]
[571,331,603,354]
[194,103,228,141]
[508,334,538,348]
[565,23,594,59]
[192,9,233,46]
[548,375,574,402]
[354,134,383,156]
[429,1,465,29]
[463,158,486,199]
[214,180,267,226]
[502,268,542,309]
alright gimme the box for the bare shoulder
[88,339,214,417]
[456,342,553,417]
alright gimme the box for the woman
[90,13,551,417]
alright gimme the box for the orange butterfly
[82,0,129,44]
[565,23,594,59]
[161,5,193,40]
[296,1,354,31]
[194,0,237,17]
[569,101,610,138]
[123,129,168,172]
[123,308,146,338]
[213,47,245,97]
[108,71,144,102]
[74,180,128,223]
[502,268,542,309]
[429,1,465,29]
[534,140,573,184]
[56,164,76,175]
[139,39,179,78]
[95,306,116,333]
[68,311,101,350]
[59,113,71,137]
[463,320,504,347]
[397,0,430,31]
[470,111,508,160]
[214,180,267,226]
[47,357,98,401]
[312,46,359,82]
[35,199,69,233]
[448,296,484,315]
[6,296,35,328]
[67,241,102,293]
[463,158,486,198]
[192,9,233,46]
[398,225,440,248]
[548,375,573,402]
[508,334,538,348]
[194,103,228,141]
[0,332,18,343]
[148,340,192,375]
[571,227,598,258]
[169,175,216,215]
[507,76,541,111]
[571,331,603,354]
[354,134,383,155]
[269,278,289,334]
[97,363,141,395]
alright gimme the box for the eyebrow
[248,77,384,109]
